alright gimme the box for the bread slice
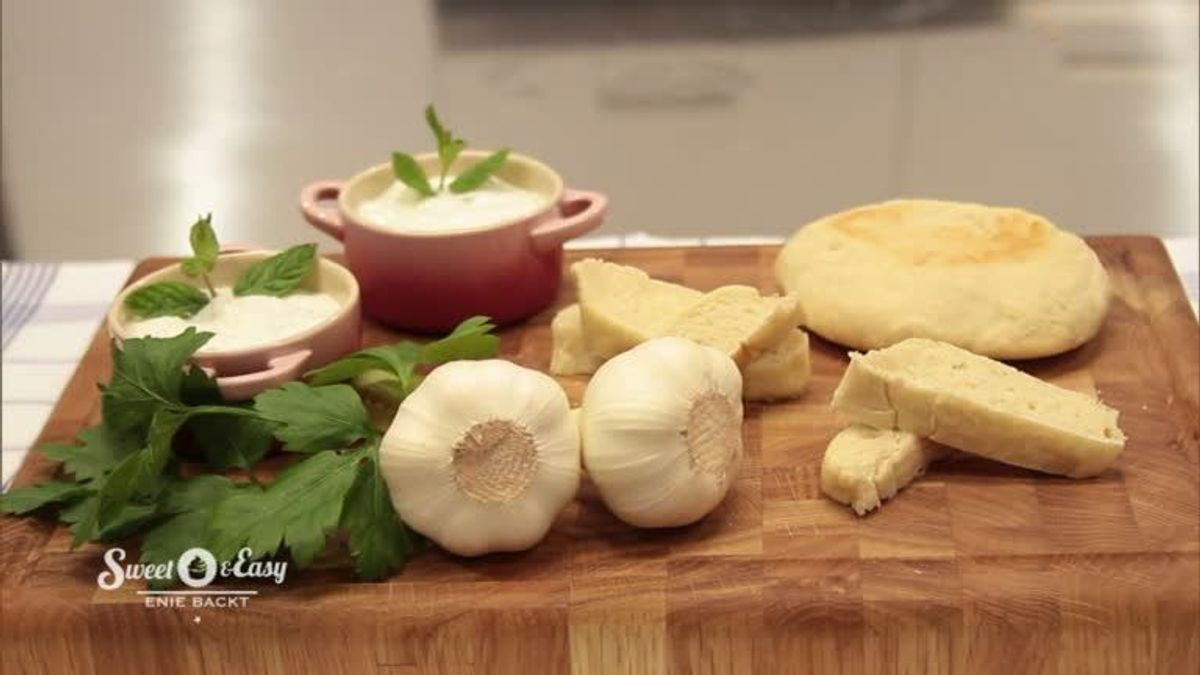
[549,304,606,376]
[659,285,801,366]
[821,425,948,515]
[572,259,801,367]
[550,303,812,401]
[572,259,701,358]
[831,338,1125,478]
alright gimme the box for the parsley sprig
[0,316,500,584]
[391,105,511,198]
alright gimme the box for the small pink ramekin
[300,150,606,333]
[107,251,362,400]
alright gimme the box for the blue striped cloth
[2,260,134,488]
[2,237,1197,490]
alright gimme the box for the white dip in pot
[357,176,546,233]
[125,286,342,352]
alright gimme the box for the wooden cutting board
[2,237,1197,674]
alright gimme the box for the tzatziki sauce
[357,176,545,233]
[126,287,341,352]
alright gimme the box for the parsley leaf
[341,445,418,580]
[40,425,136,482]
[188,415,277,470]
[449,148,510,194]
[391,152,435,197]
[233,243,317,297]
[96,409,189,526]
[101,327,212,441]
[123,281,210,319]
[140,476,240,588]
[254,383,372,453]
[209,448,365,567]
[60,488,160,547]
[306,315,498,388]
[0,481,92,515]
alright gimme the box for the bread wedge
[821,425,948,515]
[831,338,1125,478]
[572,259,701,358]
[659,285,801,366]
[549,304,606,376]
[549,303,812,401]
[572,259,801,367]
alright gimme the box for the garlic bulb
[378,359,580,556]
[580,337,744,528]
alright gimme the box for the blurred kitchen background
[2,0,1197,260]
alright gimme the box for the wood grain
[2,238,1197,674]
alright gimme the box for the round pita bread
[775,200,1110,359]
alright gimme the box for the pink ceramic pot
[107,251,362,400]
[299,150,606,333]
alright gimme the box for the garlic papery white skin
[580,336,744,528]
[378,360,580,556]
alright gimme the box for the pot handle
[529,189,608,254]
[213,349,313,401]
[300,181,346,242]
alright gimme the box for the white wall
[2,1,1196,260]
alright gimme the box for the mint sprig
[180,213,218,296]
[390,105,511,198]
[123,218,320,319]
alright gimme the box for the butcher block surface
[2,237,1198,674]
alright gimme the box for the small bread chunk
[831,338,1125,478]
[821,426,947,515]
[742,330,811,401]
[572,259,801,368]
[549,304,606,376]
[549,303,811,401]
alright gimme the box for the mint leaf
[209,449,364,566]
[449,148,510,194]
[40,425,136,482]
[341,446,417,580]
[96,409,189,526]
[425,105,466,190]
[233,244,317,297]
[391,152,435,197]
[0,481,91,514]
[181,213,218,279]
[101,328,212,441]
[124,281,209,319]
[254,383,372,453]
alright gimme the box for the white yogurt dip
[357,176,546,233]
[126,286,341,352]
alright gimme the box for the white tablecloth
[3,236,1197,489]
